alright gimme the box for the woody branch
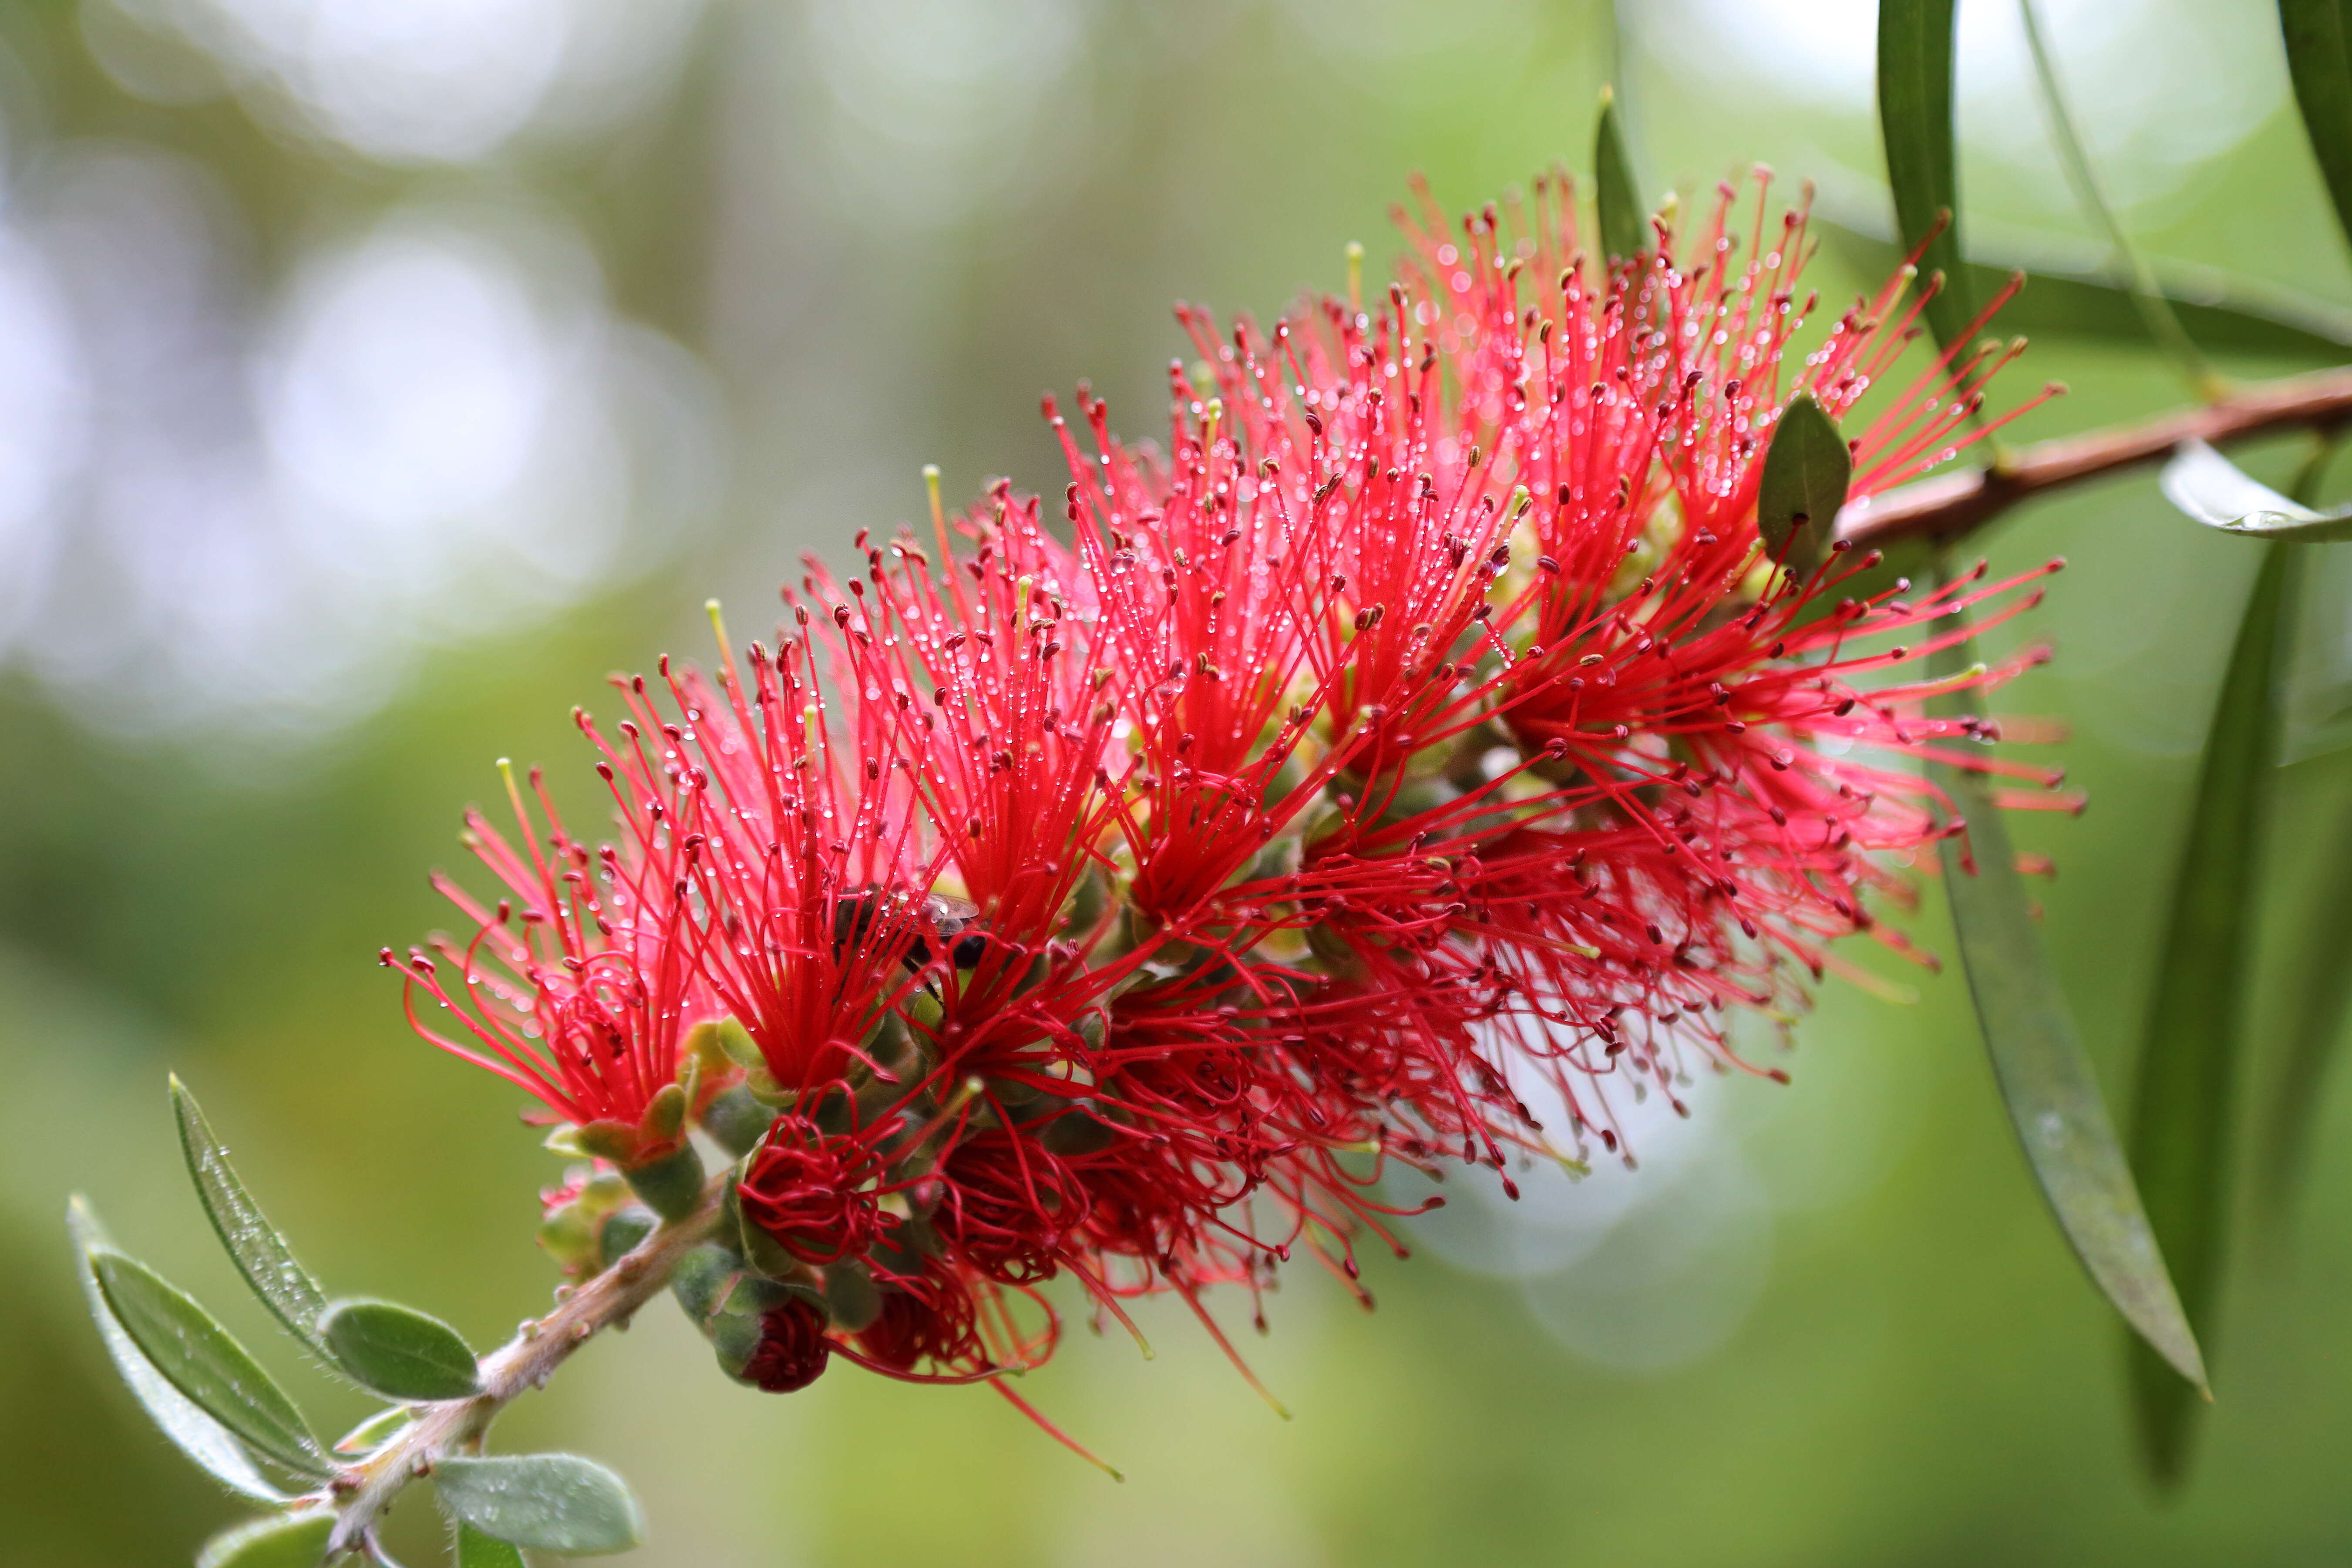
[1838,365,2352,550]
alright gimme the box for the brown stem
[322,1172,729,1557]
[1836,367,2352,550]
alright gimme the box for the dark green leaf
[2162,438,2352,541]
[1875,0,1971,350]
[1593,87,1645,263]
[317,1299,481,1402]
[1924,590,2209,1404]
[1756,394,1850,575]
[2263,747,2352,1215]
[66,1198,287,1503]
[2281,0,2352,259]
[194,1511,334,1568]
[436,1454,645,1555]
[170,1077,332,1355]
[2125,539,2295,1484]
[1816,220,2352,362]
[87,1248,327,1479]
[454,1520,528,1568]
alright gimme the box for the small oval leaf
[2282,0,2352,259]
[437,1454,646,1555]
[1593,87,1645,264]
[1756,394,1851,574]
[170,1077,332,1356]
[2125,538,2296,1484]
[2162,439,2352,541]
[1924,587,2210,1403]
[88,1248,327,1479]
[195,1511,335,1568]
[1876,0,1972,351]
[318,1299,481,1402]
[453,1520,528,1568]
[67,1198,286,1503]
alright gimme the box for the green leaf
[453,1521,529,1568]
[1756,394,1850,575]
[170,1077,333,1356]
[87,1248,328,1480]
[332,1404,414,1457]
[2263,749,2352,1215]
[1875,0,1972,350]
[2281,0,2352,259]
[436,1454,645,1555]
[2014,0,2214,396]
[1593,87,1645,263]
[2124,538,2296,1484]
[317,1299,481,1402]
[67,1198,287,1503]
[1815,220,2352,362]
[1924,589,2209,1405]
[194,1511,335,1568]
[2162,438,2352,541]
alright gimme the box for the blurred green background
[4,0,2352,1562]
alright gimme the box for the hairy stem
[323,1171,730,1556]
[1837,366,2352,550]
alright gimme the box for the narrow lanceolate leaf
[87,1249,328,1480]
[453,1520,529,1568]
[2162,439,2352,542]
[1925,595,2209,1400]
[170,1077,333,1355]
[1756,394,1850,575]
[67,1198,286,1503]
[2281,0,2352,258]
[1593,87,1646,264]
[1816,222,2352,363]
[2125,538,2297,1484]
[317,1298,481,1401]
[437,1454,646,1555]
[1875,0,1971,350]
[2264,755,2352,1215]
[194,1511,335,1568]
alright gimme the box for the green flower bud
[670,1241,744,1324]
[623,1141,705,1222]
[700,1084,771,1157]
[598,1205,659,1269]
[821,1259,882,1332]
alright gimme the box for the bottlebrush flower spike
[382,162,2067,1464]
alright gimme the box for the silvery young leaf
[2162,439,2352,542]
[333,1404,414,1457]
[453,1520,528,1568]
[194,1511,335,1568]
[1924,590,2209,1405]
[1816,221,2352,363]
[2123,531,2298,1483]
[1593,87,1645,264]
[66,1197,286,1503]
[1756,394,1849,575]
[2281,0,2352,259]
[170,1077,333,1356]
[87,1248,328,1480]
[436,1454,645,1555]
[317,1298,481,1402]
[1875,0,1971,350]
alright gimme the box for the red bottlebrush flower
[743,1298,832,1393]
[736,1112,889,1266]
[400,157,2069,1454]
[385,754,716,1141]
